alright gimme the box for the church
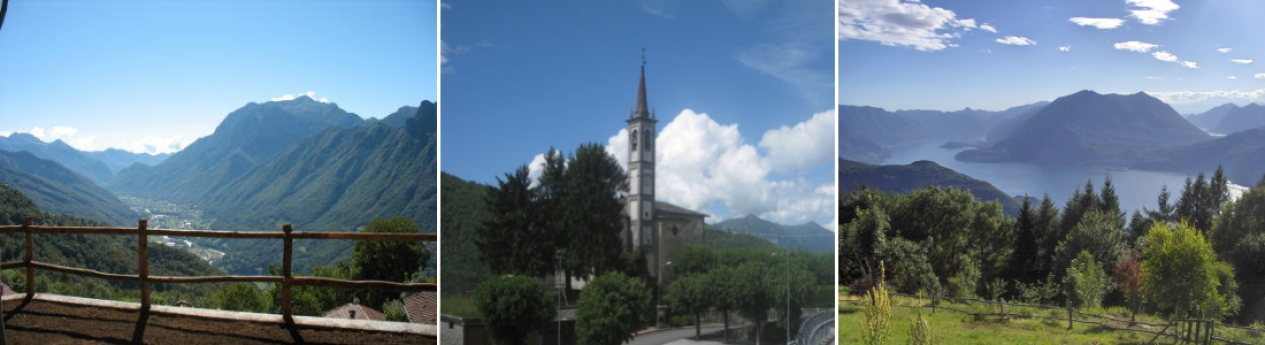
[622,56,708,289]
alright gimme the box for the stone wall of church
[655,217,705,286]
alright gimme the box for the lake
[883,142,1247,214]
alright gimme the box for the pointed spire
[635,49,649,118]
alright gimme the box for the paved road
[628,324,734,345]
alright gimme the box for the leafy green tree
[576,271,652,345]
[274,261,356,316]
[209,283,272,313]
[1059,181,1101,242]
[478,165,555,277]
[473,276,557,345]
[666,274,713,339]
[733,259,779,344]
[384,300,409,322]
[707,265,741,343]
[562,143,629,280]
[1053,210,1127,279]
[354,216,427,308]
[771,252,816,335]
[670,245,718,277]
[537,148,571,287]
[1063,251,1113,310]
[1142,221,1232,319]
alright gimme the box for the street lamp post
[556,249,566,345]
[659,261,671,327]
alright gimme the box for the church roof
[635,63,649,118]
[654,200,709,218]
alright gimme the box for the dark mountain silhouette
[839,158,1022,216]
[110,95,365,203]
[0,150,135,225]
[839,119,889,164]
[1125,127,1265,185]
[957,90,1210,165]
[1211,103,1265,135]
[710,214,832,253]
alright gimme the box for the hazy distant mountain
[984,102,1051,142]
[0,150,135,225]
[1188,103,1241,131]
[0,133,113,183]
[898,101,1049,142]
[1211,103,1265,135]
[839,120,890,164]
[837,105,931,147]
[1125,127,1265,186]
[839,158,1022,215]
[364,105,419,128]
[200,101,438,274]
[85,149,170,174]
[958,90,1210,165]
[711,214,832,253]
[110,96,365,203]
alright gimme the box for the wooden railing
[0,217,436,324]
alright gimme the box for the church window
[643,129,652,150]
[631,129,638,151]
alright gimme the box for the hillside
[984,102,1050,142]
[0,184,220,297]
[1124,127,1265,185]
[196,102,438,275]
[0,133,113,183]
[85,149,169,174]
[958,90,1210,165]
[438,172,493,295]
[710,214,832,253]
[837,105,931,147]
[898,101,1049,142]
[1211,103,1265,135]
[0,150,135,225]
[1188,103,1241,131]
[109,96,365,203]
[838,119,890,164]
[838,158,1022,215]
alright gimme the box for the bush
[473,276,557,345]
[576,271,652,345]
[668,314,694,327]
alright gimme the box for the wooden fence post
[282,224,293,324]
[22,216,32,301]
[139,219,150,310]
[1067,307,1073,330]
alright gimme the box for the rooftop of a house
[322,298,386,321]
[402,291,437,324]
[1,294,436,344]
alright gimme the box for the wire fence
[841,292,1265,345]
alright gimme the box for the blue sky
[839,0,1265,114]
[0,0,437,154]
[442,0,836,227]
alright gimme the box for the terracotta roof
[322,300,385,321]
[401,291,436,324]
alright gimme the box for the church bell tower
[628,50,657,251]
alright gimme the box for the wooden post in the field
[138,219,150,310]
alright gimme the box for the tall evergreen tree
[477,165,555,276]
[562,143,629,280]
[1007,196,1040,285]
[537,148,570,287]
[1099,176,1125,227]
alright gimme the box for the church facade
[622,58,708,287]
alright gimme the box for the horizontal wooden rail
[1,217,436,325]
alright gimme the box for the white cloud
[1144,76,1163,79]
[124,135,195,155]
[1059,45,1071,52]
[980,23,997,33]
[996,36,1036,46]
[1114,41,1158,53]
[1127,0,1179,25]
[1218,48,1232,53]
[1229,76,1237,80]
[270,91,322,102]
[596,109,834,225]
[526,153,548,187]
[1069,17,1124,29]
[758,109,835,173]
[1232,59,1253,64]
[837,0,978,51]
[1180,61,1199,69]
[1257,74,1265,79]
[1152,51,1178,62]
[1148,89,1265,104]
[736,43,830,104]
